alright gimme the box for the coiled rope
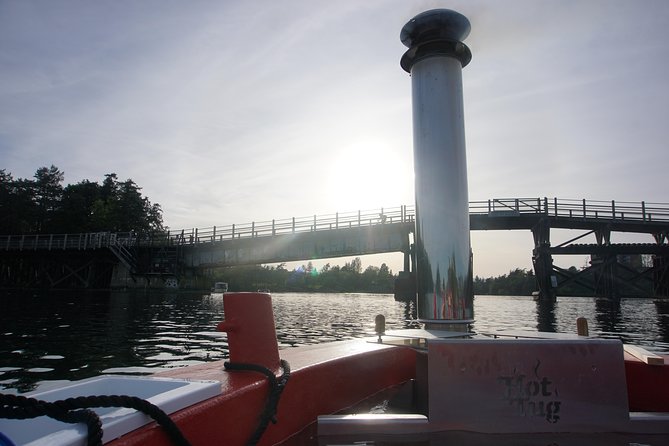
[0,359,291,446]
[224,359,291,446]
[0,393,191,446]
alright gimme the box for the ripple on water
[102,366,159,375]
[2,292,668,394]
[27,368,54,373]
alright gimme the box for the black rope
[224,359,291,446]
[0,393,191,446]
[0,394,103,446]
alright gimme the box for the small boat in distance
[211,282,228,294]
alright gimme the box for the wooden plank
[624,344,665,366]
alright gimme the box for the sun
[325,139,413,211]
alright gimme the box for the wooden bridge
[1,198,668,296]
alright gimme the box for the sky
[1,0,668,277]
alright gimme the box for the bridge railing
[469,198,669,223]
[469,198,545,215]
[2,199,667,252]
[0,231,137,251]
[541,198,669,222]
[170,205,416,244]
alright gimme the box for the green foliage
[216,258,396,293]
[220,264,599,296]
[0,170,35,233]
[474,268,536,296]
[0,166,163,235]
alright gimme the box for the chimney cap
[400,9,470,48]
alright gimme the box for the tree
[473,268,536,296]
[52,180,101,232]
[342,257,362,274]
[213,259,397,293]
[33,165,64,232]
[0,166,164,235]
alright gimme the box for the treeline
[0,165,164,235]
[216,258,396,293]
[474,267,592,296]
[219,263,584,296]
[220,264,590,296]
[474,268,537,295]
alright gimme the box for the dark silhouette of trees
[53,180,102,232]
[0,170,35,233]
[474,267,593,296]
[219,263,593,295]
[474,268,536,296]
[217,258,396,293]
[33,165,65,231]
[0,166,163,235]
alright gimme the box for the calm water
[1,291,668,394]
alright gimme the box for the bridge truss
[474,198,669,299]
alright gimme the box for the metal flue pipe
[400,9,474,330]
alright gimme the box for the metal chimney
[400,9,474,331]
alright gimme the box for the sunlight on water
[0,291,667,393]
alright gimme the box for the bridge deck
[1,198,667,253]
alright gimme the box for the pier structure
[0,198,668,298]
[472,198,669,300]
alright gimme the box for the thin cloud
[1,0,667,276]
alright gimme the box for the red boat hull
[108,340,416,445]
[104,340,669,446]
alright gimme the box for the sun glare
[326,140,412,211]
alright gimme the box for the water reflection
[403,300,420,328]
[595,297,623,334]
[655,299,669,344]
[0,290,230,393]
[1,292,668,394]
[535,299,557,333]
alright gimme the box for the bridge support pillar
[531,219,556,301]
[591,254,618,299]
[654,255,669,298]
[403,247,410,272]
[532,246,556,302]
[394,243,416,302]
